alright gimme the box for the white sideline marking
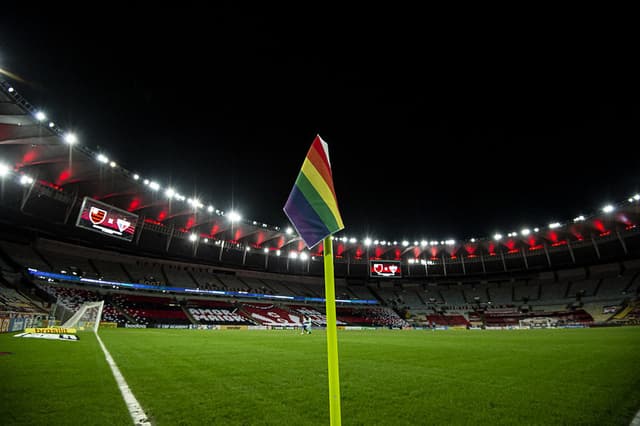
[95,333,152,426]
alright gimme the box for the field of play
[2,327,640,425]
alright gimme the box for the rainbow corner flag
[283,135,344,249]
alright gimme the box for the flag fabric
[283,135,344,249]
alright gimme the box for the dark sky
[1,8,638,242]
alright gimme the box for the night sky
[1,8,638,242]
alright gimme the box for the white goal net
[62,301,104,333]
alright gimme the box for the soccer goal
[61,301,104,333]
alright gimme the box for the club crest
[89,207,107,225]
[117,218,131,232]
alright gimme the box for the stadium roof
[2,79,640,264]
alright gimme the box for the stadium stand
[1,79,640,331]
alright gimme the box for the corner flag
[283,134,344,426]
[283,134,344,249]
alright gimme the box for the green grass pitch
[1,327,640,425]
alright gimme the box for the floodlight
[0,163,9,177]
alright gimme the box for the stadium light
[133,174,140,180]
[109,161,117,168]
[470,238,476,243]
[402,240,409,247]
[149,181,160,191]
[204,238,209,243]
[493,233,502,241]
[289,251,298,259]
[413,241,418,246]
[35,111,46,121]
[634,194,640,201]
[188,233,197,242]
[445,239,455,246]
[276,250,281,256]
[20,175,34,185]
[49,122,55,128]
[521,229,530,236]
[97,154,109,163]
[165,188,175,199]
[285,227,293,235]
[64,132,77,145]
[548,222,561,229]
[263,248,269,253]
[349,237,357,244]
[373,240,379,245]
[408,258,415,264]
[207,205,214,213]
[228,211,241,222]
[573,215,585,222]
[0,162,9,177]
[299,252,309,261]
[602,204,615,213]
[364,238,372,246]
[7,87,14,92]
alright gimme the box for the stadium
[1,72,640,426]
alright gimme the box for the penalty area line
[95,332,151,426]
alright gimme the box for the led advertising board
[75,197,138,242]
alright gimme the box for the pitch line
[631,408,640,426]
[95,332,152,426]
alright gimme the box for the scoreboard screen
[75,197,138,242]
[369,260,402,278]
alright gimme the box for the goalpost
[61,301,104,333]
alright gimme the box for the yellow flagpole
[323,235,342,426]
